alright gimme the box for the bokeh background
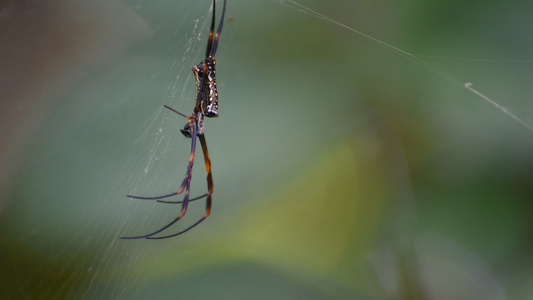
[1,0,532,299]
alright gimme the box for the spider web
[1,0,532,299]
[280,0,533,136]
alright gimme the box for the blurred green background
[1,0,532,299]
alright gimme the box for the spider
[122,0,227,240]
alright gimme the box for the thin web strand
[279,0,533,134]
[465,83,533,132]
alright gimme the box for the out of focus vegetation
[1,0,532,299]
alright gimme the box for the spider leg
[210,0,227,57]
[126,172,189,200]
[163,104,188,118]
[157,193,207,204]
[205,0,217,58]
[146,133,213,239]
[121,123,199,240]
[198,133,214,198]
[126,105,192,201]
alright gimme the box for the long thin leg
[121,124,199,240]
[198,133,214,198]
[157,193,207,204]
[126,173,188,200]
[126,105,191,201]
[163,104,188,118]
[210,0,227,56]
[126,192,206,203]
[205,0,216,58]
[146,133,213,239]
